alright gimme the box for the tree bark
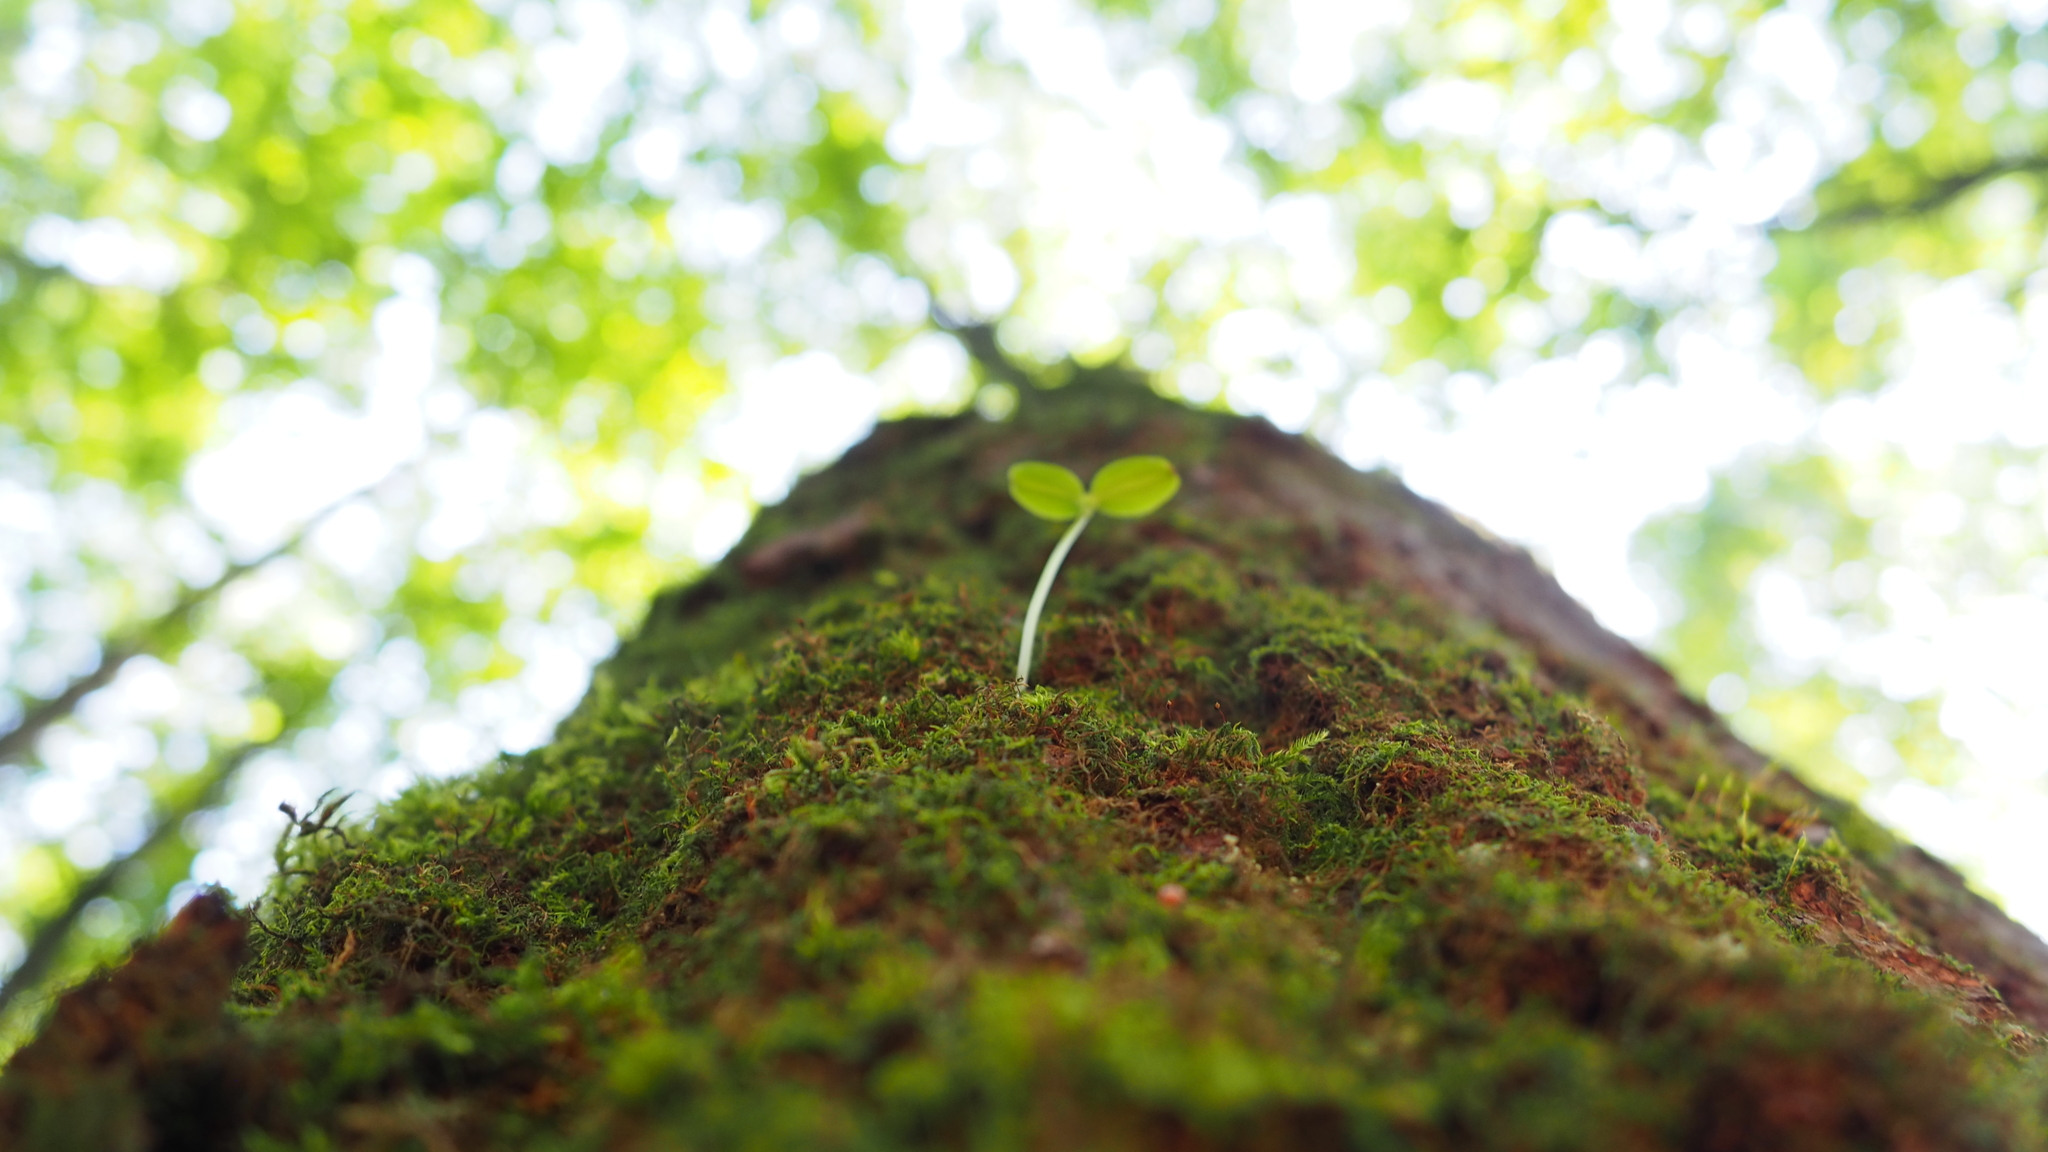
[6,371,2045,1150]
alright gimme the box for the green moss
[7,379,2045,1149]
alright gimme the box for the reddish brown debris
[0,892,259,1152]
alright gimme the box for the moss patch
[5,381,2044,1150]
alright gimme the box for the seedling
[1008,455,1180,685]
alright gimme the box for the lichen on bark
[5,373,2046,1150]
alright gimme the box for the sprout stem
[1016,507,1094,686]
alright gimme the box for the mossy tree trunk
[6,371,2047,1150]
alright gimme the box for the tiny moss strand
[1016,506,1094,685]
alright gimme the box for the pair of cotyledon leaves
[1004,455,1180,684]
[1007,456,1180,522]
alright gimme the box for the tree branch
[1809,154,2048,228]
[930,307,1037,392]
[0,488,370,769]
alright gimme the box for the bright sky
[4,0,2048,956]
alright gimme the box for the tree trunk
[6,369,2046,1150]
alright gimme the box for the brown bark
[1201,417,2048,1028]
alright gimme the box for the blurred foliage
[0,0,2041,1042]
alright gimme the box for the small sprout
[278,789,354,849]
[1006,455,1180,685]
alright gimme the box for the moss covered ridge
[6,376,2046,1150]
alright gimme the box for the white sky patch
[1286,0,1394,102]
[185,267,438,555]
[21,215,188,292]
[527,0,633,165]
[1869,276,2046,458]
[647,467,754,564]
[1340,328,1808,640]
[1770,267,2048,939]
[875,329,974,414]
[1383,78,1505,143]
[701,351,882,502]
[161,77,231,140]
[418,411,555,560]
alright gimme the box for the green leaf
[1008,462,1087,521]
[1088,456,1180,519]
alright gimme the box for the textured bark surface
[1189,417,2048,1030]
[4,373,2045,1150]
